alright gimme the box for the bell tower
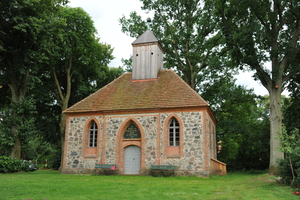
[131,29,164,80]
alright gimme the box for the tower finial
[146,17,151,30]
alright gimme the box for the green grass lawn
[0,170,298,200]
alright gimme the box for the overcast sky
[68,0,278,96]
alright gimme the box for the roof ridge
[63,72,130,113]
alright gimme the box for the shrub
[20,160,37,172]
[22,135,61,170]
[277,127,300,188]
[0,156,21,173]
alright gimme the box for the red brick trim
[65,106,210,117]
[156,114,161,164]
[101,117,107,164]
[62,115,70,170]
[82,117,101,159]
[163,114,184,159]
[203,113,209,170]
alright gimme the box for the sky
[68,0,275,96]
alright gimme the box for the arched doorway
[124,145,140,174]
[117,119,145,174]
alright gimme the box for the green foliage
[213,0,300,172]
[0,98,37,156]
[0,112,15,156]
[121,57,133,72]
[120,0,229,91]
[284,73,300,133]
[201,76,270,170]
[277,127,300,186]
[0,0,68,159]
[22,136,61,170]
[0,156,21,173]
[278,127,300,155]
[46,6,115,108]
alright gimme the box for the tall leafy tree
[0,0,67,159]
[201,75,270,170]
[284,73,300,132]
[45,6,114,163]
[213,0,300,173]
[119,0,228,91]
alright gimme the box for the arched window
[169,118,180,146]
[89,121,98,147]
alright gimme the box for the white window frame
[169,118,180,146]
[89,121,98,147]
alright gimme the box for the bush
[20,160,37,172]
[277,127,300,188]
[277,157,300,187]
[22,135,61,170]
[0,156,21,173]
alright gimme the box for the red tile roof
[64,70,209,113]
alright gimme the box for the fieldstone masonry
[63,111,214,176]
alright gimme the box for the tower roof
[132,29,158,45]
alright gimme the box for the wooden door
[124,145,140,174]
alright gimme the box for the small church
[62,30,225,176]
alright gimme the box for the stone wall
[159,112,208,176]
[105,117,125,164]
[64,116,103,170]
[62,111,212,176]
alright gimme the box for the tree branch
[50,58,64,105]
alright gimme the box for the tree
[284,73,300,133]
[201,75,270,170]
[44,6,114,165]
[119,0,228,92]
[0,0,67,159]
[214,0,300,173]
[277,127,300,186]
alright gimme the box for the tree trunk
[10,130,21,159]
[59,102,68,170]
[8,66,29,159]
[268,86,284,174]
[52,55,73,170]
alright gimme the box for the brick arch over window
[116,118,145,173]
[164,114,184,158]
[82,117,101,158]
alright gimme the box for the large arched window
[89,121,98,147]
[169,118,180,146]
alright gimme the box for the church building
[62,30,223,176]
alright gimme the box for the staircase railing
[210,158,227,175]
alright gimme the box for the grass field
[0,170,298,200]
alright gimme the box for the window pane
[89,121,98,147]
[169,118,180,146]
